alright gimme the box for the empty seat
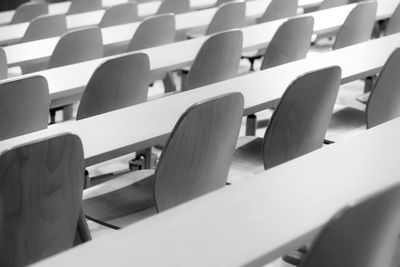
[257,0,298,23]
[333,1,377,50]
[11,2,48,24]
[0,48,7,80]
[156,0,190,15]
[20,14,67,43]
[48,27,104,69]
[0,75,49,140]
[83,93,244,226]
[99,2,139,28]
[319,0,349,10]
[205,1,246,35]
[184,30,243,91]
[77,53,150,119]
[67,0,102,15]
[385,3,400,35]
[0,133,91,266]
[127,14,176,52]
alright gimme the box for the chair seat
[326,106,367,142]
[228,136,265,184]
[186,27,206,39]
[241,49,264,59]
[356,92,370,104]
[83,169,155,223]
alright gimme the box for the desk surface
[0,33,398,166]
[7,10,400,110]
[31,116,400,267]
[6,0,397,67]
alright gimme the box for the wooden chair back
[184,30,242,91]
[99,2,139,28]
[0,75,49,141]
[261,16,314,70]
[385,3,400,35]
[257,0,298,23]
[319,0,349,10]
[157,0,190,15]
[48,26,104,69]
[77,53,150,120]
[11,2,48,24]
[0,134,90,267]
[0,48,7,80]
[154,93,244,212]
[21,14,67,43]
[205,1,246,35]
[366,47,400,128]
[67,0,102,15]
[301,184,400,267]
[333,1,377,50]
[263,66,341,170]
[127,14,175,52]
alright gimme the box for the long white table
[0,33,397,166]
[4,1,397,67]
[0,0,219,45]
[14,24,400,111]
[31,117,400,267]
[0,0,323,26]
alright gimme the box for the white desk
[31,117,400,267]
[0,0,221,45]
[12,23,400,111]
[0,33,397,166]
[5,1,396,67]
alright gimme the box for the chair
[99,2,139,28]
[10,2,48,24]
[260,16,314,70]
[319,0,349,10]
[332,1,377,50]
[0,76,49,141]
[366,47,400,128]
[257,0,298,24]
[216,0,235,6]
[48,27,104,69]
[299,183,400,267]
[0,134,91,267]
[0,48,7,80]
[67,0,102,15]
[83,93,244,225]
[156,0,190,15]
[229,66,341,181]
[183,30,242,91]
[205,1,245,35]
[385,3,400,35]
[77,53,150,120]
[20,14,67,43]
[127,14,175,52]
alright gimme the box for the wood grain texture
[154,92,244,211]
[0,48,7,80]
[127,13,175,52]
[0,133,89,267]
[48,26,103,69]
[319,0,349,10]
[67,0,101,15]
[333,1,377,50]
[263,66,341,169]
[76,53,150,120]
[184,30,242,91]
[99,2,139,28]
[156,0,190,15]
[301,184,400,267]
[21,14,67,43]
[0,75,49,141]
[205,1,245,35]
[367,47,400,128]
[258,0,298,23]
[386,2,400,35]
[261,16,314,70]
[11,2,48,24]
